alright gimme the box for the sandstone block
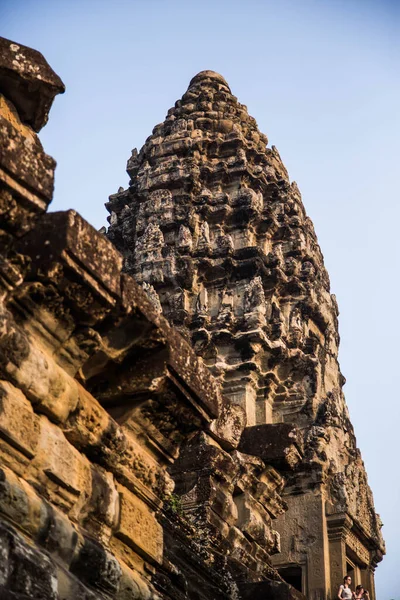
[0,114,55,202]
[33,419,91,498]
[180,474,238,526]
[0,468,80,570]
[0,381,40,458]
[0,467,47,538]
[0,469,79,566]
[71,535,122,595]
[172,432,238,485]
[253,478,287,519]
[116,561,153,600]
[65,383,111,448]
[234,492,276,552]
[239,423,303,471]
[208,400,246,450]
[87,466,119,531]
[42,505,80,567]
[56,567,100,600]
[115,485,163,565]
[0,312,79,422]
[0,520,58,599]
[210,485,238,526]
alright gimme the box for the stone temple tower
[107,71,384,597]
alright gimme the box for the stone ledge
[16,210,123,303]
[16,210,222,422]
[239,423,303,471]
[238,579,305,600]
[0,381,40,458]
[0,36,65,132]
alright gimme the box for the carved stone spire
[106,72,384,588]
[106,69,333,429]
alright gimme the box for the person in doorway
[338,575,353,599]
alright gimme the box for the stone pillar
[327,513,353,596]
[365,556,381,600]
[272,491,330,600]
[359,567,369,590]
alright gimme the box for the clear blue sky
[2,0,399,596]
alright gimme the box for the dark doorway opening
[278,566,302,592]
[346,561,355,581]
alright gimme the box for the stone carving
[289,307,304,345]
[198,220,210,246]
[195,286,208,315]
[217,290,234,326]
[215,233,234,255]
[142,281,162,313]
[136,222,164,253]
[127,148,139,178]
[177,224,193,252]
[244,276,266,315]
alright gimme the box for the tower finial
[188,70,231,91]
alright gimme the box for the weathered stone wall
[0,37,308,600]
